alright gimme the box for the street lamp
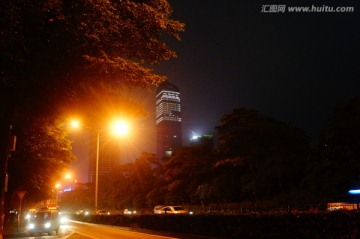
[95,131,100,212]
[111,120,130,136]
[70,119,130,212]
[95,120,130,212]
[70,120,80,129]
[64,172,72,180]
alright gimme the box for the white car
[96,210,111,215]
[159,206,189,215]
[153,205,166,214]
[25,210,60,236]
[123,209,137,215]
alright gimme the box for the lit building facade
[88,132,121,183]
[156,81,182,158]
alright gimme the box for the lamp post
[71,119,130,213]
[0,126,16,239]
[94,121,129,212]
[95,132,100,212]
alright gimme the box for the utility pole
[0,126,16,239]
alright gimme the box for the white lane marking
[66,229,100,239]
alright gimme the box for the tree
[304,97,360,204]
[151,143,217,205]
[131,152,159,208]
[0,0,184,113]
[0,0,184,206]
[215,108,311,204]
[7,115,75,204]
[101,152,159,210]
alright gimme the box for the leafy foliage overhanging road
[0,0,184,205]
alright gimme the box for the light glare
[112,120,130,136]
[70,120,80,129]
[65,173,72,179]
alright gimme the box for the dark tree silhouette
[304,97,360,204]
[215,108,311,204]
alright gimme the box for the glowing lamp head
[70,120,80,129]
[112,120,130,136]
[65,173,72,179]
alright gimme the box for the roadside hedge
[72,211,360,238]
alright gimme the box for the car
[76,210,84,215]
[96,210,111,215]
[25,209,60,236]
[123,209,137,215]
[59,212,69,224]
[153,205,166,214]
[76,209,90,216]
[158,206,189,215]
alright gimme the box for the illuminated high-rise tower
[156,81,182,158]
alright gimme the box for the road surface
[66,220,178,239]
[4,220,226,239]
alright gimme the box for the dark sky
[72,1,360,182]
[156,0,360,140]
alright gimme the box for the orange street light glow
[65,173,72,179]
[70,120,80,129]
[112,120,130,136]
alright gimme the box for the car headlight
[44,222,51,228]
[28,223,35,230]
[60,216,68,224]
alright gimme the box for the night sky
[157,0,360,139]
[72,1,360,182]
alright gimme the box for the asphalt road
[4,220,227,239]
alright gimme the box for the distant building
[88,132,121,183]
[156,81,182,158]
